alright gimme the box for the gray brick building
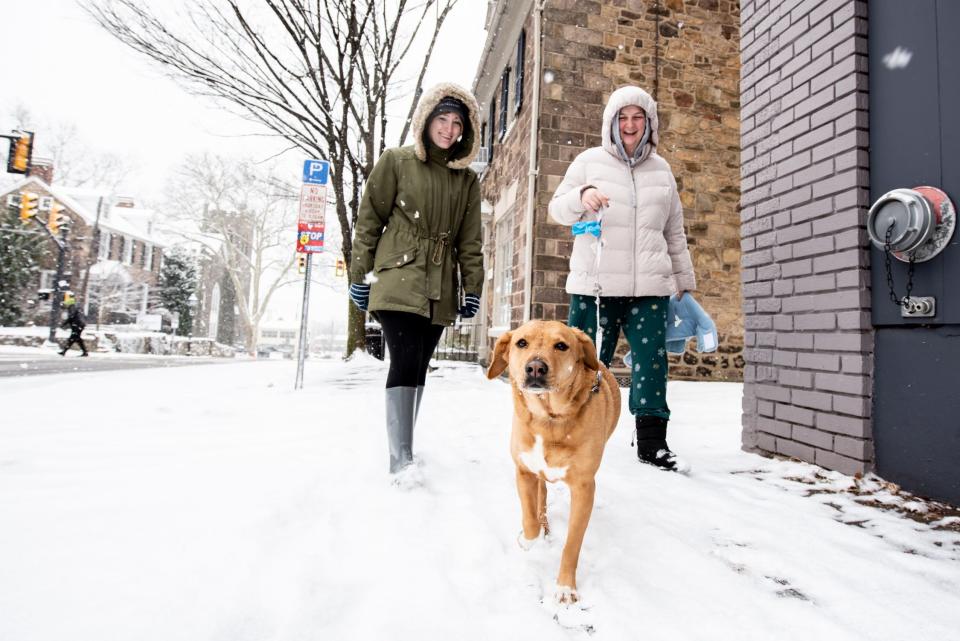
[740,0,960,504]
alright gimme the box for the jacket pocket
[374,246,418,272]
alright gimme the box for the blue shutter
[499,69,510,139]
[515,30,526,113]
[488,101,496,162]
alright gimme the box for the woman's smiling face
[428,112,464,150]
[618,105,647,155]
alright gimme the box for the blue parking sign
[302,159,330,185]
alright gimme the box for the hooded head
[601,86,660,166]
[411,82,481,170]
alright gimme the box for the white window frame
[122,236,133,265]
[143,243,153,271]
[492,214,514,330]
[98,231,111,260]
[39,269,55,290]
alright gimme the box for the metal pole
[294,253,312,389]
[47,226,68,343]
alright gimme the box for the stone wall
[536,0,743,380]
[739,0,873,475]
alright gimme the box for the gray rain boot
[386,386,417,474]
[414,385,425,425]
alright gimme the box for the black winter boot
[634,415,690,473]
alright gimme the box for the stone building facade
[473,0,743,381]
[738,0,874,476]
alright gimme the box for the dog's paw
[517,531,540,551]
[554,584,579,604]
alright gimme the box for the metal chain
[883,221,916,307]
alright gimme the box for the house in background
[1,174,166,326]
[471,0,742,380]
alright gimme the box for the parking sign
[303,159,329,185]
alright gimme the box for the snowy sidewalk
[1,357,958,641]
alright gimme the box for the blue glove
[349,283,370,311]
[572,220,602,237]
[458,293,480,319]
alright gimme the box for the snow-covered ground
[1,357,958,641]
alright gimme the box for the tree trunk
[346,299,366,358]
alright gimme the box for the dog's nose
[525,359,548,379]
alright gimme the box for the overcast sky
[1,0,489,327]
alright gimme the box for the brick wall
[739,0,873,475]
[478,11,537,330]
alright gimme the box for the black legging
[62,330,87,354]
[378,310,445,388]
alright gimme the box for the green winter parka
[350,83,483,326]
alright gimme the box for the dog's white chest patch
[519,435,567,481]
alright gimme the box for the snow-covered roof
[2,177,168,248]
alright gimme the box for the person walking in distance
[549,85,697,473]
[349,82,483,483]
[59,295,89,357]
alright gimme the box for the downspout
[522,0,545,322]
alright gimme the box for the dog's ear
[574,328,601,372]
[486,331,513,379]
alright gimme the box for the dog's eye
[554,342,569,351]
[516,338,528,348]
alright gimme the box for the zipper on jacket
[628,163,638,294]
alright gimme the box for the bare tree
[83,0,460,355]
[9,104,134,191]
[163,153,299,354]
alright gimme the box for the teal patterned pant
[568,294,670,419]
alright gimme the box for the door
[869,0,960,504]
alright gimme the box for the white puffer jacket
[549,86,696,297]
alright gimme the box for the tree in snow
[161,153,298,354]
[83,0,461,356]
[158,247,199,337]
[0,205,45,325]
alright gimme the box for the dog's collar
[591,370,602,394]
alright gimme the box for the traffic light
[7,132,34,174]
[335,258,345,277]
[19,191,39,224]
[48,201,67,234]
[297,253,307,274]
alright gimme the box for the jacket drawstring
[432,232,450,265]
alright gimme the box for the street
[0,351,229,378]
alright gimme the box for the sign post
[294,159,329,390]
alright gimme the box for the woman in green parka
[349,82,483,480]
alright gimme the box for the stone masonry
[739,0,873,475]
[541,0,741,381]
[477,0,741,380]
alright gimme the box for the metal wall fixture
[867,186,956,262]
[867,186,955,318]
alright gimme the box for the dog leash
[592,209,605,350]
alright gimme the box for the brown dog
[486,320,621,603]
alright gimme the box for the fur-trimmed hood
[411,82,481,170]
[601,86,660,161]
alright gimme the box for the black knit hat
[428,96,469,124]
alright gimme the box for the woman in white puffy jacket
[549,85,696,473]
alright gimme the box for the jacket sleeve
[665,175,697,293]
[455,172,484,295]
[350,149,398,284]
[548,154,596,226]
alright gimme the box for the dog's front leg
[555,478,596,603]
[537,477,549,535]
[516,467,542,546]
